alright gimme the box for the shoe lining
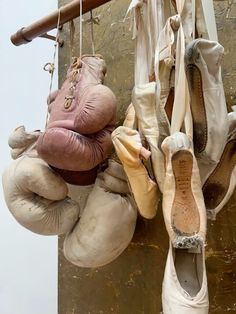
[203,139,236,210]
[171,150,200,235]
[175,248,203,297]
[186,64,208,154]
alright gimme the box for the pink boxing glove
[37,55,116,178]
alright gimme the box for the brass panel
[58,1,236,313]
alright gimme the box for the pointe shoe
[203,110,236,220]
[185,39,228,179]
[161,132,206,248]
[162,242,209,314]
[157,65,174,144]
[123,103,137,129]
[132,82,165,191]
[155,20,176,146]
[112,126,160,219]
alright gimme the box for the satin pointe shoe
[162,242,209,314]
[155,18,176,148]
[123,103,137,129]
[112,126,159,219]
[203,110,236,220]
[132,82,165,191]
[161,132,207,248]
[185,38,229,183]
[157,65,174,145]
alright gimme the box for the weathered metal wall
[58,1,236,313]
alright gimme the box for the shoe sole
[186,64,208,154]
[171,150,200,237]
[203,139,236,211]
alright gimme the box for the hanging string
[43,9,61,127]
[69,19,76,60]
[90,10,95,55]
[79,0,83,58]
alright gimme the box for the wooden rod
[11,0,111,46]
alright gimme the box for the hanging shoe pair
[161,34,232,314]
[160,2,210,311]
[112,77,173,219]
[159,2,207,249]
[162,36,229,238]
[114,0,180,220]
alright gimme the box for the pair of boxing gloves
[2,55,137,267]
[2,125,137,268]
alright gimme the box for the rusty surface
[58,1,236,313]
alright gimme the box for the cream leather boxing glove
[2,126,80,235]
[63,159,137,268]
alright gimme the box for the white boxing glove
[2,126,80,235]
[8,125,40,159]
[63,159,137,268]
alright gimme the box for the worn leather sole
[171,150,200,237]
[186,64,207,155]
[203,139,236,214]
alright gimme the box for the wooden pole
[11,0,111,46]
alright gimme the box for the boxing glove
[37,55,117,173]
[2,126,80,235]
[46,89,98,186]
[63,159,137,268]
[8,125,40,160]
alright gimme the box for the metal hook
[43,62,55,74]
[40,33,64,47]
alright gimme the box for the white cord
[80,0,83,58]
[43,9,61,127]
[90,10,95,55]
